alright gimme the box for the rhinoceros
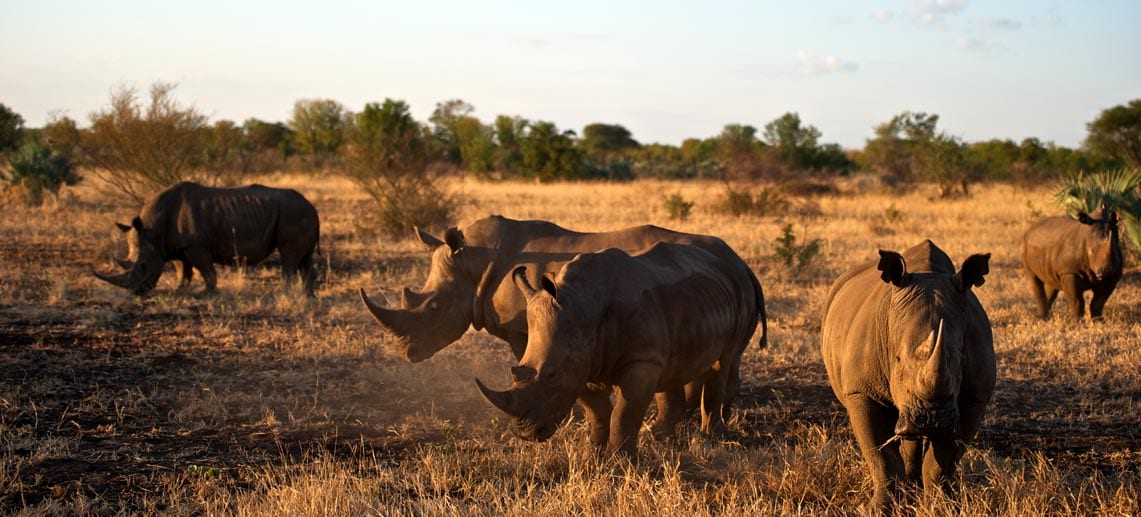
[1021,206,1123,321]
[94,182,320,297]
[821,240,994,511]
[475,242,764,457]
[359,216,766,415]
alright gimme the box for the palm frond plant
[1052,168,1141,256]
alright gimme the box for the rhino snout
[512,419,557,442]
[895,406,961,439]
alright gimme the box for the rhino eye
[429,301,439,311]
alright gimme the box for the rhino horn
[115,258,135,270]
[93,269,130,288]
[476,378,516,415]
[359,288,398,323]
[511,266,538,298]
[923,319,949,385]
[414,226,444,248]
[399,287,415,310]
[115,222,132,233]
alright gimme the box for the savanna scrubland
[1,174,1138,516]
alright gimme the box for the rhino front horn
[93,270,129,288]
[475,378,516,415]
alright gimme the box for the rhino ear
[115,222,132,233]
[414,226,445,248]
[444,228,465,254]
[955,253,991,291]
[540,273,557,297]
[877,250,909,287]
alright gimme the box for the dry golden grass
[0,174,1138,515]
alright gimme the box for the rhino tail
[749,267,768,350]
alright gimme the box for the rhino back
[468,217,750,341]
[1021,216,1092,280]
[146,183,317,265]
[577,244,759,389]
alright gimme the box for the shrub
[718,183,790,217]
[342,99,456,237]
[83,83,208,202]
[772,223,823,276]
[1052,168,1141,255]
[662,193,694,221]
[1,141,81,205]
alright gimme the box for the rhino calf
[1021,206,1122,321]
[476,242,763,457]
[94,182,320,297]
[822,240,995,512]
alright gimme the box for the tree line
[1,83,1138,233]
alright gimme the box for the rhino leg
[651,388,687,441]
[173,260,194,289]
[577,388,613,450]
[844,395,905,513]
[699,364,732,437]
[1089,282,1117,321]
[280,247,317,297]
[900,439,926,485]
[186,249,218,292]
[922,436,963,497]
[1028,274,1055,319]
[609,362,661,458]
[1060,274,1086,320]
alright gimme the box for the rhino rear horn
[115,222,132,233]
[414,226,444,248]
[955,253,991,291]
[512,266,538,298]
[115,258,135,270]
[877,250,909,287]
[476,378,516,415]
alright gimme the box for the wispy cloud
[871,9,894,23]
[983,17,1022,30]
[796,50,858,75]
[907,0,969,26]
[953,36,1002,53]
[511,37,552,50]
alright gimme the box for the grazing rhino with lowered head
[94,182,320,297]
[476,242,764,457]
[1021,205,1123,321]
[821,240,994,512]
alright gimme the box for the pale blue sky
[2,0,1138,149]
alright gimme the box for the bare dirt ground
[1,177,1139,514]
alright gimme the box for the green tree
[1085,99,1141,167]
[289,98,349,158]
[580,123,639,163]
[493,115,528,175]
[429,99,475,164]
[762,112,821,171]
[0,103,26,155]
[453,116,496,176]
[718,123,769,180]
[343,99,454,236]
[242,118,293,171]
[518,121,587,181]
[864,111,939,181]
[83,83,208,201]
[202,119,245,178]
